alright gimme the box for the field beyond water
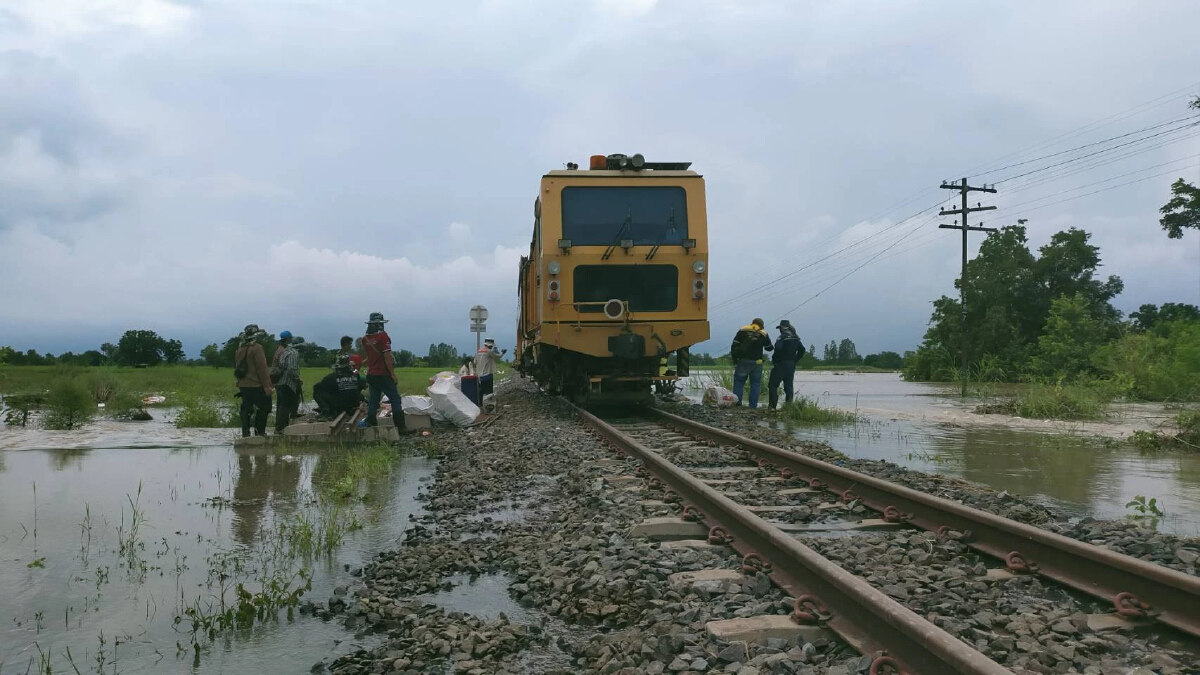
[0,365,452,402]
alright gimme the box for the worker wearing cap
[767,319,805,410]
[362,312,406,433]
[313,354,366,420]
[271,330,302,433]
[474,338,506,399]
[730,318,773,408]
[234,323,272,437]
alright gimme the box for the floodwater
[0,412,435,674]
[687,372,1200,536]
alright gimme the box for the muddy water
[688,372,1200,536]
[0,415,434,674]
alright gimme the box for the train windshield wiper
[645,209,676,260]
[601,210,633,260]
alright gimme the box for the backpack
[234,347,250,379]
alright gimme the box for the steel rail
[577,407,1013,675]
[650,408,1200,638]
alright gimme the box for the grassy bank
[972,380,1115,421]
[0,365,462,401]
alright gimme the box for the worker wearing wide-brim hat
[234,323,273,437]
[362,312,407,432]
[474,337,506,400]
[767,319,805,410]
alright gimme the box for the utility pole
[939,178,997,397]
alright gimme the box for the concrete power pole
[939,178,997,397]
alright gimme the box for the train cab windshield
[560,186,689,246]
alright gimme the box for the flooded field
[688,372,1200,536]
[0,414,434,674]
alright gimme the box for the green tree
[1032,294,1107,378]
[116,330,167,366]
[394,349,417,367]
[836,339,861,364]
[822,341,836,362]
[0,346,14,364]
[200,343,224,368]
[1157,99,1200,239]
[863,351,903,369]
[903,225,1123,381]
[1130,303,1200,335]
[162,339,185,364]
[100,342,118,364]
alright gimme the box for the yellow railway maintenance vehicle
[516,153,710,405]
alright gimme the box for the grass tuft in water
[778,396,857,427]
[174,398,240,428]
[974,380,1112,421]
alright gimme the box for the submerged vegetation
[778,395,858,427]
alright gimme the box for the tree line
[1,330,476,370]
[688,338,904,370]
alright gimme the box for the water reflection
[232,454,303,546]
[687,371,1200,535]
[45,447,90,472]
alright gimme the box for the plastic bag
[703,386,737,407]
[400,395,434,416]
[428,375,479,426]
[428,371,461,389]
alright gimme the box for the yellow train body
[515,154,710,402]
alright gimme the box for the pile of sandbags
[426,371,479,426]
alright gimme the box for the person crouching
[313,354,365,420]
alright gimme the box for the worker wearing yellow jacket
[730,318,774,408]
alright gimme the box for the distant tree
[837,339,861,364]
[115,330,168,366]
[294,339,331,367]
[863,351,904,369]
[1157,99,1200,239]
[822,341,836,362]
[200,343,224,368]
[162,339,185,365]
[425,343,459,368]
[100,342,118,363]
[1130,303,1200,335]
[79,350,105,367]
[0,346,14,364]
[394,349,417,368]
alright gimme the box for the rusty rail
[650,408,1200,638]
[577,407,1013,675]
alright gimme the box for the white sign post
[470,305,489,352]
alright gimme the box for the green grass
[778,396,858,427]
[312,443,400,502]
[0,365,453,402]
[175,398,241,428]
[973,380,1112,421]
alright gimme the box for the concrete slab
[776,487,819,496]
[705,615,834,646]
[404,413,431,429]
[629,517,709,540]
[775,518,900,533]
[1087,614,1137,632]
[283,422,328,436]
[659,539,729,551]
[983,568,1016,582]
[668,569,743,592]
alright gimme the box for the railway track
[574,404,1200,675]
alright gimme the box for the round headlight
[548,261,561,275]
[692,260,706,274]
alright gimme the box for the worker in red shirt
[362,312,406,432]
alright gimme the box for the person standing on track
[474,337,505,399]
[362,312,407,433]
[271,330,302,433]
[234,324,273,437]
[767,319,805,410]
[730,318,773,408]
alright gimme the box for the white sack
[400,395,435,416]
[428,375,479,426]
[703,386,737,408]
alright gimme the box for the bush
[176,399,241,428]
[1095,322,1200,401]
[42,378,95,430]
[977,379,1112,420]
[778,396,857,427]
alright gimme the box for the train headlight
[692,260,706,274]
[548,261,561,275]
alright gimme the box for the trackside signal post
[939,178,997,397]
[470,305,488,352]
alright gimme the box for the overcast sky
[2,0,1198,358]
